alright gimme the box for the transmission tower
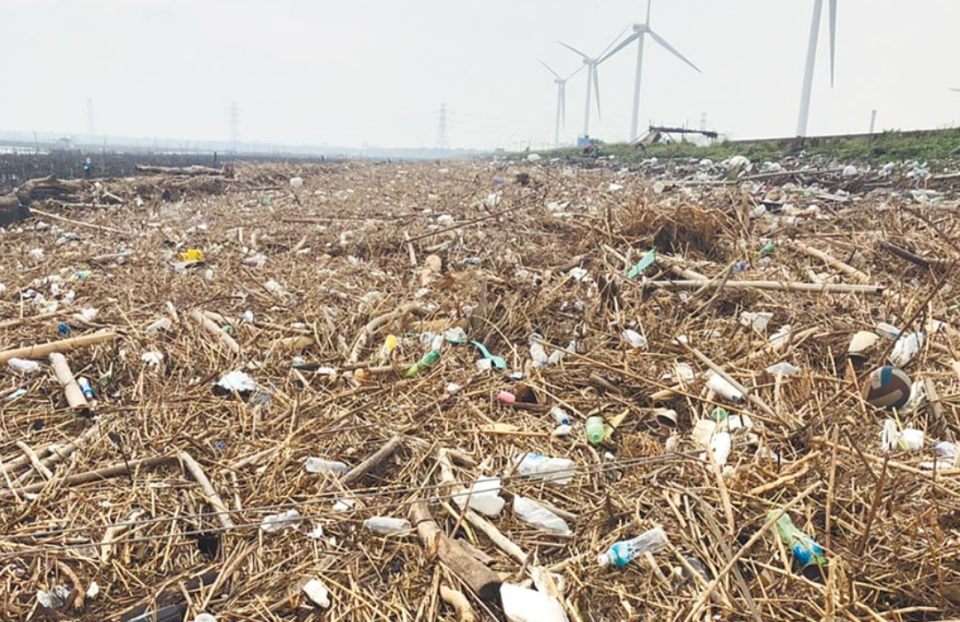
[699,112,708,132]
[229,102,241,153]
[86,98,95,136]
[435,103,449,150]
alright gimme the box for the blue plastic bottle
[597,527,668,567]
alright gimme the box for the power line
[435,103,449,150]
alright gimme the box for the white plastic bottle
[305,458,350,476]
[514,453,576,485]
[363,516,412,535]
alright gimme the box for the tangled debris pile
[1,157,959,621]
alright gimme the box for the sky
[1,0,958,151]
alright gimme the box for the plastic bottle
[513,496,571,535]
[585,416,608,445]
[8,358,40,373]
[529,342,549,366]
[403,349,440,378]
[77,377,96,401]
[550,407,570,426]
[363,516,412,535]
[771,511,826,579]
[305,458,350,476]
[260,509,301,533]
[598,527,669,567]
[515,453,576,485]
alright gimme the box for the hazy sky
[2,0,958,150]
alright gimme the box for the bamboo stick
[0,331,118,364]
[178,450,236,530]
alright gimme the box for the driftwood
[16,175,84,205]
[135,164,224,176]
[410,501,502,603]
[0,192,31,226]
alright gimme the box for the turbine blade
[648,30,702,73]
[557,41,589,59]
[829,0,837,86]
[599,24,633,59]
[538,59,562,80]
[593,66,602,120]
[646,0,653,25]
[599,32,639,64]
[564,64,586,81]
[952,88,960,93]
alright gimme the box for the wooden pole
[643,279,883,295]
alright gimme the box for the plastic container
[622,329,647,349]
[598,527,669,567]
[500,583,566,622]
[772,511,826,580]
[454,476,505,517]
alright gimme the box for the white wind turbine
[797,0,838,137]
[598,0,702,142]
[558,30,626,140]
[539,61,582,147]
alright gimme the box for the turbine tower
[600,0,701,141]
[796,0,838,137]
[558,30,625,139]
[539,61,582,147]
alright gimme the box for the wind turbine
[558,30,626,140]
[598,0,702,142]
[951,88,960,92]
[539,61,582,147]
[797,0,838,137]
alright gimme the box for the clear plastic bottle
[597,527,669,567]
[529,342,549,366]
[550,407,570,426]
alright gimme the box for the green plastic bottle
[404,350,440,378]
[585,416,608,445]
[771,511,827,580]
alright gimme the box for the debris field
[1,156,959,622]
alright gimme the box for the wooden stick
[0,311,62,330]
[49,353,90,415]
[15,441,53,480]
[55,561,85,610]
[270,335,315,351]
[440,584,477,622]
[644,279,884,295]
[178,450,236,530]
[340,436,404,487]
[29,207,125,234]
[0,454,175,497]
[790,240,873,283]
[0,331,118,364]
[189,309,241,354]
[410,501,501,602]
